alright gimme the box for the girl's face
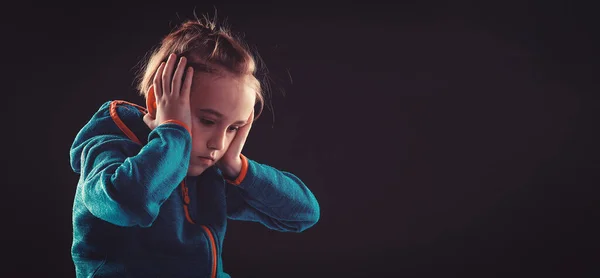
[186,71,256,176]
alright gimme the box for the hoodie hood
[70,100,149,174]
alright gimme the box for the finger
[171,56,187,96]
[181,66,194,100]
[242,109,255,128]
[248,109,255,123]
[153,62,165,99]
[162,53,177,96]
[233,109,254,148]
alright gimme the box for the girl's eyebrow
[199,108,247,125]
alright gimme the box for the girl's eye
[200,119,238,132]
[200,119,215,125]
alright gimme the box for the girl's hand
[143,53,194,133]
[216,109,254,180]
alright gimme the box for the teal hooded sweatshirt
[69,100,320,278]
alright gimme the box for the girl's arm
[71,110,191,228]
[225,155,320,232]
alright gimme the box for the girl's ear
[146,85,157,117]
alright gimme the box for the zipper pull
[181,180,191,205]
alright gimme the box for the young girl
[69,16,320,278]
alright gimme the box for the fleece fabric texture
[69,100,320,278]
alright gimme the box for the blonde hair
[135,15,266,119]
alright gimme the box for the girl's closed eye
[200,118,215,126]
[201,118,239,132]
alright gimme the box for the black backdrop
[4,1,599,277]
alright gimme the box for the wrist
[221,156,242,180]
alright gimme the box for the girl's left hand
[216,109,254,180]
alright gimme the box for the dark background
[4,1,599,277]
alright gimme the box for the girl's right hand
[144,53,194,133]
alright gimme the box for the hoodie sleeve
[70,102,192,228]
[225,155,320,232]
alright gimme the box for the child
[69,15,320,278]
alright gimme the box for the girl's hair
[135,14,266,119]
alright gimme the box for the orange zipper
[181,179,218,278]
[181,180,195,224]
[201,225,218,278]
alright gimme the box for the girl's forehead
[191,74,254,98]
[189,73,256,118]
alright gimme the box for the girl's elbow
[124,202,161,228]
[95,205,158,228]
[306,197,321,224]
[292,204,320,232]
[83,196,159,228]
[304,205,321,230]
